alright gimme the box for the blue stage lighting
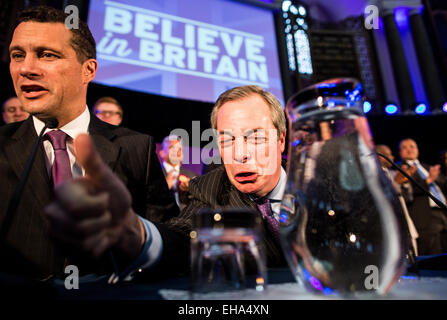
[363,101,372,113]
[385,104,398,115]
[394,7,409,28]
[443,102,447,113]
[414,103,427,114]
[282,1,292,12]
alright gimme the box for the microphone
[0,118,58,244]
[376,152,447,211]
[1,118,122,282]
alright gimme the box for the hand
[426,164,440,185]
[178,174,191,192]
[45,134,144,259]
[165,170,179,190]
[394,164,416,184]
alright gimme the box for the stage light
[282,1,292,12]
[385,104,399,115]
[394,7,409,28]
[363,101,372,113]
[289,5,298,15]
[443,102,447,113]
[414,103,427,114]
[299,6,306,16]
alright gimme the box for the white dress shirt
[33,106,90,178]
[32,106,162,280]
[267,167,287,221]
[162,161,182,207]
[406,159,447,208]
[163,162,180,178]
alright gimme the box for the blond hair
[210,85,286,138]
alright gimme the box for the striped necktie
[255,197,280,244]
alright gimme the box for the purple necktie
[45,130,72,186]
[256,197,280,245]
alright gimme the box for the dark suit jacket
[161,164,197,210]
[0,115,179,279]
[169,165,286,270]
[399,161,447,232]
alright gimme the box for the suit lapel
[4,118,52,209]
[227,184,257,210]
[226,181,283,260]
[88,116,121,171]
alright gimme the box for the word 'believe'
[98,5,269,84]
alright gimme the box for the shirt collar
[163,161,180,173]
[406,159,419,166]
[32,106,91,139]
[267,166,287,202]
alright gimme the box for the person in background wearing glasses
[2,96,29,124]
[92,96,123,126]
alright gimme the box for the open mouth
[234,171,257,183]
[21,85,47,98]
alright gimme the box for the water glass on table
[190,208,267,297]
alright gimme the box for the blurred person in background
[397,138,447,255]
[375,144,419,256]
[92,96,123,126]
[2,96,29,124]
[159,135,196,210]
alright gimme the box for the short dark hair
[16,5,96,63]
[93,96,123,115]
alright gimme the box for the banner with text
[87,0,283,104]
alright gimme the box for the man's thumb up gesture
[45,134,144,260]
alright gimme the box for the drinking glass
[279,78,408,297]
[190,208,267,296]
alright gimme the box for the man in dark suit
[159,135,197,210]
[397,138,447,255]
[177,85,288,268]
[0,6,181,281]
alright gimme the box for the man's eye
[40,52,58,59]
[220,138,233,147]
[10,52,24,60]
[247,136,267,144]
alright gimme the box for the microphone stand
[376,152,447,212]
[0,119,58,245]
[376,152,447,276]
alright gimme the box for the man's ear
[82,58,97,84]
[279,131,286,153]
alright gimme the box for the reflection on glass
[280,78,408,297]
[190,208,267,296]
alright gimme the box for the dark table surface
[50,253,447,300]
[2,254,447,301]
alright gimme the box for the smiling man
[180,85,287,267]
